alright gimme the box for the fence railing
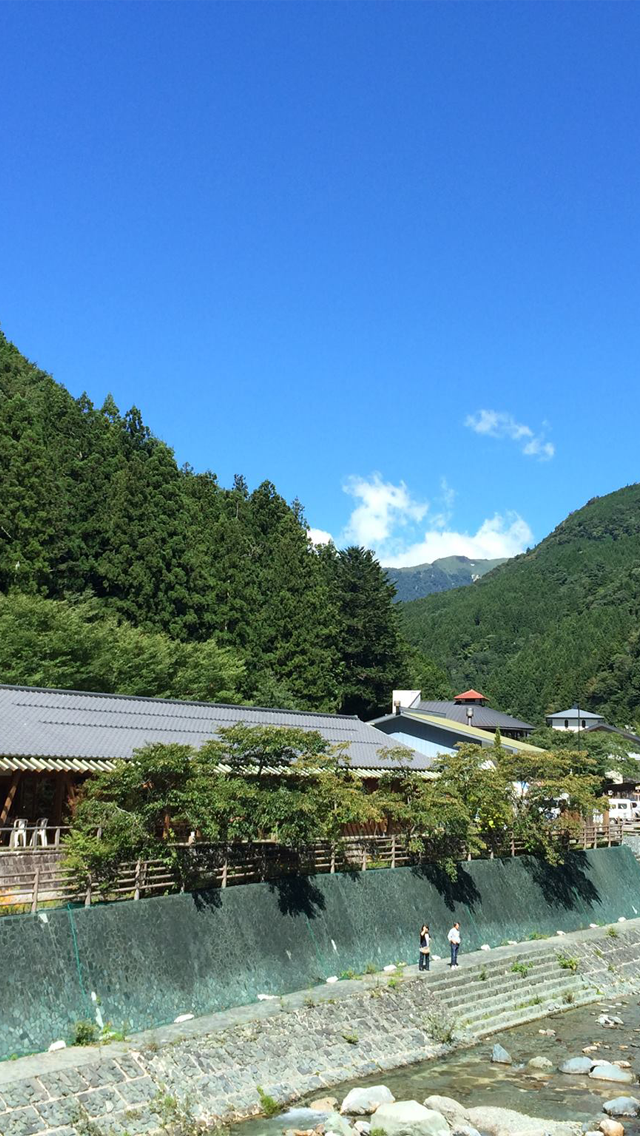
[0,820,629,915]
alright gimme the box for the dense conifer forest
[0,331,448,717]
[401,484,640,727]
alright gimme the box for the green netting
[1,846,639,1061]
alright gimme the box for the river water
[235,998,640,1136]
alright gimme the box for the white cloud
[310,473,534,569]
[307,527,333,546]
[383,511,533,568]
[340,473,428,548]
[465,409,554,461]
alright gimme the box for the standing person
[419,924,430,971]
[448,921,461,968]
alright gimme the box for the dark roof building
[0,684,434,835]
[370,706,542,760]
[391,688,534,738]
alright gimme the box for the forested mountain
[400,485,640,728]
[386,555,506,603]
[0,330,449,718]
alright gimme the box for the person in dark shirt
[419,924,430,971]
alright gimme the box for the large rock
[423,1097,470,1125]
[491,1043,512,1064]
[589,1063,634,1084]
[322,1112,354,1136]
[311,1098,339,1111]
[450,1128,482,1136]
[603,1096,640,1117]
[372,1101,450,1136]
[559,1056,594,1074]
[599,1120,625,1136]
[341,1087,395,1115]
[467,1106,582,1136]
[527,1056,553,1070]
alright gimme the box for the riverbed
[235,998,640,1136]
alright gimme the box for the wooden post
[0,772,21,826]
[510,832,516,857]
[362,845,367,871]
[134,858,142,901]
[221,857,228,888]
[51,773,67,828]
[330,844,336,873]
[85,874,92,907]
[391,835,396,870]
[31,867,40,914]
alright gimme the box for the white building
[546,706,604,732]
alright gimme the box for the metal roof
[370,710,543,754]
[546,708,604,720]
[415,700,534,732]
[0,684,433,774]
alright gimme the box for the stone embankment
[3,920,640,1136]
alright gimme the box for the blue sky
[1,2,639,567]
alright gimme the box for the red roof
[454,689,485,702]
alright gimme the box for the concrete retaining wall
[1,846,640,1062]
[3,919,640,1136]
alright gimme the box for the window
[582,720,586,729]
[564,719,568,729]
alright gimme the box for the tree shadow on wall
[527,852,600,911]
[410,863,481,913]
[268,875,327,918]
[191,888,223,911]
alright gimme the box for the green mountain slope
[0,329,448,716]
[400,485,640,727]
[387,555,506,603]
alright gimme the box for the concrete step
[432,965,583,1007]
[467,987,597,1038]
[458,977,588,1027]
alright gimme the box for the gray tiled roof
[416,700,534,732]
[0,685,433,771]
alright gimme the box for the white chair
[33,818,49,848]
[9,818,28,849]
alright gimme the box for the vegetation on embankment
[400,483,640,726]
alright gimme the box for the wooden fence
[0,820,631,915]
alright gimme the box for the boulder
[311,1099,339,1112]
[491,1043,512,1064]
[599,1015,624,1028]
[527,1056,553,1070]
[467,1106,582,1135]
[603,1097,640,1117]
[354,1124,371,1135]
[589,1063,634,1084]
[341,1088,395,1116]
[423,1097,469,1125]
[559,1056,594,1074]
[322,1113,354,1136]
[599,1120,625,1136]
[450,1128,482,1136]
[372,1101,450,1136]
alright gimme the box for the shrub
[511,961,531,977]
[70,1020,99,1047]
[607,926,619,938]
[425,1006,456,1044]
[342,1031,358,1045]
[256,1087,280,1118]
[557,953,579,972]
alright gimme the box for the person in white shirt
[448,922,461,968]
